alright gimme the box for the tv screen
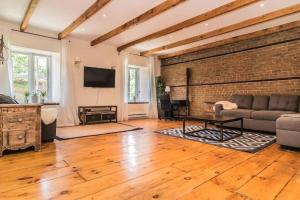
[84,67,115,88]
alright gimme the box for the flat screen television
[84,66,115,88]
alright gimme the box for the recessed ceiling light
[260,3,265,7]
[81,28,86,32]
[205,23,209,26]
[102,13,107,17]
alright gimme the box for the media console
[78,105,117,125]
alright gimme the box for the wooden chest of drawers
[0,104,42,156]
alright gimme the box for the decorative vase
[31,95,38,103]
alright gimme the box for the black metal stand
[78,105,118,125]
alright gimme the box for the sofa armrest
[214,104,223,116]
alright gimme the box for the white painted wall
[0,20,160,120]
[0,20,123,117]
[128,104,150,116]
[69,38,121,109]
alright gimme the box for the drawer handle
[18,135,24,140]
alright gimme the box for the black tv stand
[78,105,117,125]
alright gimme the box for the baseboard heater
[128,113,149,119]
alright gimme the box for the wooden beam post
[141,3,300,56]
[158,20,300,59]
[117,0,259,52]
[90,0,187,46]
[58,0,112,39]
[20,0,40,32]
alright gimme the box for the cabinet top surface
[0,104,42,108]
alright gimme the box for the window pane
[35,56,48,96]
[128,68,137,102]
[12,53,29,102]
[138,67,150,102]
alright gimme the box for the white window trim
[128,67,140,103]
[127,65,151,104]
[12,51,53,100]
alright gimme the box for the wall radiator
[128,113,149,119]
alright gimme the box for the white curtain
[149,56,159,118]
[57,39,79,127]
[118,51,129,121]
[0,28,13,96]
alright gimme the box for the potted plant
[24,91,30,104]
[155,76,165,98]
[40,90,47,103]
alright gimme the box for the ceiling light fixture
[259,3,265,7]
[102,13,107,17]
[205,23,209,26]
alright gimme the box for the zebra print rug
[157,125,276,153]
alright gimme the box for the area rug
[56,123,142,140]
[157,125,276,153]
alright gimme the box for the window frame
[11,51,53,101]
[128,66,140,103]
[127,65,151,104]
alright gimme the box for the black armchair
[158,95,189,120]
[158,94,173,119]
[42,120,57,142]
[171,100,189,119]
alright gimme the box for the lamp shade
[165,86,171,93]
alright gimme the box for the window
[12,52,52,102]
[127,65,150,103]
[128,67,139,102]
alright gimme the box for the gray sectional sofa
[215,94,300,133]
[277,115,300,148]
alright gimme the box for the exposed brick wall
[161,27,300,115]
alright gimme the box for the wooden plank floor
[0,119,299,200]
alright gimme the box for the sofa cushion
[0,94,18,104]
[269,94,299,111]
[230,94,253,109]
[221,109,253,119]
[251,110,295,121]
[252,96,269,110]
[277,116,300,132]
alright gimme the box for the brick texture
[161,27,300,115]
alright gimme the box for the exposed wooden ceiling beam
[91,0,187,46]
[117,0,259,52]
[58,0,112,39]
[20,0,40,32]
[141,3,300,56]
[159,20,300,59]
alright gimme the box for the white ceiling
[0,0,299,56]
